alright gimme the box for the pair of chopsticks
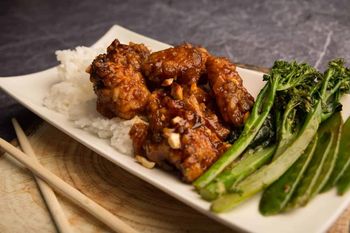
[0,119,138,233]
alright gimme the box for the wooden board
[0,123,233,233]
[1,122,349,233]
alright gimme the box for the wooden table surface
[0,122,349,233]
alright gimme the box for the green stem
[273,98,300,158]
[199,145,276,201]
[193,79,278,189]
[211,102,322,213]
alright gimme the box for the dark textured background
[1,0,350,140]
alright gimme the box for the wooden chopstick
[12,119,73,233]
[0,138,139,233]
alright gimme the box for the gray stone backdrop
[1,0,350,139]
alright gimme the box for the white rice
[43,46,139,156]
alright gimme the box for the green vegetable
[337,163,350,195]
[259,135,318,215]
[273,97,301,159]
[210,59,350,213]
[248,113,276,149]
[211,102,322,213]
[286,132,333,209]
[313,112,342,193]
[286,112,341,210]
[323,115,350,192]
[200,146,276,201]
[320,60,350,121]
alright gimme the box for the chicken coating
[142,43,209,86]
[206,56,254,127]
[129,87,230,182]
[129,122,149,155]
[89,39,151,119]
[89,40,256,182]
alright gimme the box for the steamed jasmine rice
[43,46,140,155]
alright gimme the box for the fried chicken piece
[89,39,151,119]
[129,88,230,182]
[180,83,229,140]
[181,126,230,180]
[142,43,209,85]
[206,57,255,127]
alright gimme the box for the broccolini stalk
[199,146,276,201]
[285,112,342,210]
[259,135,318,215]
[273,97,301,158]
[273,62,321,158]
[337,164,350,195]
[323,116,350,192]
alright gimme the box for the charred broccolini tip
[320,59,350,121]
[264,60,320,91]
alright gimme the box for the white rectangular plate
[1,25,350,233]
